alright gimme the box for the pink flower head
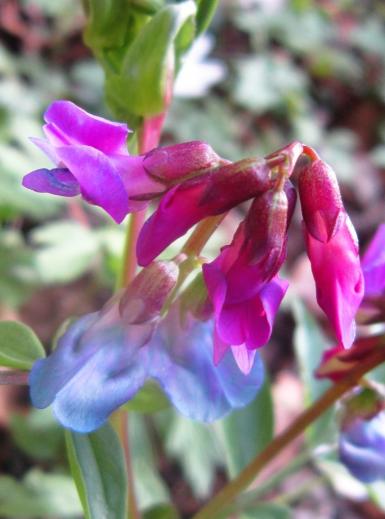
[137,158,274,265]
[202,186,294,374]
[23,100,164,223]
[298,159,364,348]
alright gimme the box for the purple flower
[29,262,264,432]
[298,160,364,348]
[339,412,385,483]
[202,187,294,374]
[23,100,163,223]
[361,223,385,298]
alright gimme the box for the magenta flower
[137,158,274,265]
[298,159,364,348]
[23,100,163,222]
[202,187,294,374]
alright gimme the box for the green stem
[193,346,385,519]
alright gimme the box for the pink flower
[202,186,294,374]
[298,159,364,348]
[137,158,274,265]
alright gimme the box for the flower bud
[199,158,273,210]
[143,141,221,182]
[119,261,178,324]
[298,159,344,243]
[137,158,275,266]
[244,182,296,279]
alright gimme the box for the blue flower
[29,303,264,433]
[339,412,385,483]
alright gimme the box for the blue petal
[147,318,264,422]
[339,437,385,483]
[22,168,80,197]
[30,310,264,432]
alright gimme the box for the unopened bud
[298,159,345,243]
[119,261,178,324]
[244,182,296,279]
[200,158,273,211]
[143,141,221,182]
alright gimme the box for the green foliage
[10,408,64,461]
[65,424,127,519]
[0,470,82,518]
[242,503,292,519]
[129,414,170,510]
[0,320,45,370]
[217,377,274,477]
[143,504,180,519]
[292,299,336,446]
[165,415,222,498]
[105,1,196,122]
[31,221,101,284]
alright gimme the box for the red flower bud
[298,159,344,243]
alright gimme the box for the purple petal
[44,100,130,154]
[362,224,385,296]
[56,145,129,223]
[22,168,80,197]
[30,137,60,164]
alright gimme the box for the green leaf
[143,504,180,519]
[292,299,337,446]
[0,470,82,517]
[216,376,274,477]
[31,221,100,284]
[129,414,170,509]
[0,320,45,369]
[106,1,196,120]
[195,0,219,35]
[124,381,170,413]
[10,408,64,461]
[165,415,222,498]
[65,423,127,519]
[241,503,292,519]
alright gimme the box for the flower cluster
[23,101,365,432]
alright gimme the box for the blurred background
[1,0,385,517]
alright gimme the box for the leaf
[216,376,274,477]
[165,414,222,498]
[0,470,82,517]
[10,408,64,461]
[292,298,337,446]
[31,221,100,284]
[65,423,127,519]
[195,0,219,35]
[106,1,196,120]
[241,503,292,519]
[143,504,180,519]
[129,414,170,509]
[0,321,45,369]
